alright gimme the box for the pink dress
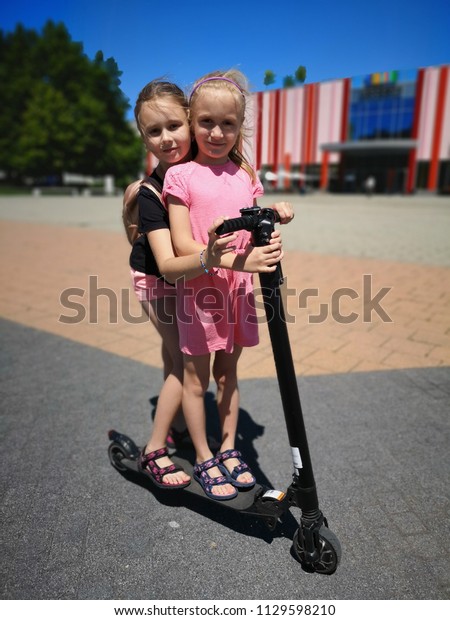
[163,160,264,355]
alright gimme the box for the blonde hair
[189,69,256,181]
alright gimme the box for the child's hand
[269,229,282,244]
[269,201,294,224]
[203,216,238,269]
[240,240,283,273]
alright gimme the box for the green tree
[295,65,307,84]
[263,66,307,90]
[283,75,295,88]
[0,21,143,185]
[263,70,276,87]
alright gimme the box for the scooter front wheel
[293,525,341,574]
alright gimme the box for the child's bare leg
[141,299,184,429]
[142,297,189,485]
[213,346,254,485]
[140,298,169,377]
[213,347,242,449]
[163,340,185,435]
[183,353,235,498]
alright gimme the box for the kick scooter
[108,206,341,574]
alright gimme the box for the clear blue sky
[2,0,450,118]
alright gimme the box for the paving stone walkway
[1,193,449,378]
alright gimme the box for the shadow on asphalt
[108,391,300,544]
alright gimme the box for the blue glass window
[349,78,416,141]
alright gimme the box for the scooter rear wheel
[108,443,128,472]
[293,525,341,574]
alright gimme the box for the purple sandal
[138,447,190,489]
[216,449,256,488]
[193,457,238,501]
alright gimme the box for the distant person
[365,175,376,197]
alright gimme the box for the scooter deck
[113,449,264,510]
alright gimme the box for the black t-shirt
[129,172,173,280]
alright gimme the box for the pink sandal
[138,447,190,489]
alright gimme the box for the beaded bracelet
[200,249,215,275]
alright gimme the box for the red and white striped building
[148,64,450,194]
[247,64,450,194]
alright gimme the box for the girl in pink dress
[164,70,293,500]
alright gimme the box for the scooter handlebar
[215,216,254,235]
[215,207,280,237]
